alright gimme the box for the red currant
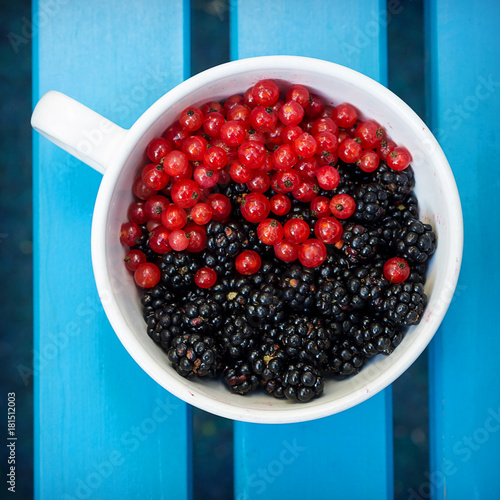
[283,218,310,245]
[230,160,253,183]
[247,171,271,193]
[330,193,356,219]
[296,157,320,180]
[224,94,244,111]
[332,103,357,128]
[293,132,317,158]
[181,135,207,162]
[286,84,310,108]
[316,165,340,190]
[305,93,325,118]
[149,225,172,254]
[193,164,219,189]
[270,194,291,216]
[310,196,331,218]
[132,177,156,200]
[144,194,170,221]
[185,223,206,252]
[292,179,319,202]
[281,125,303,144]
[127,200,147,225]
[273,169,301,194]
[178,106,203,131]
[134,263,161,288]
[265,123,286,149]
[120,221,142,247]
[274,240,298,262]
[168,229,190,251]
[257,218,284,245]
[250,106,278,133]
[160,204,187,230]
[171,179,201,208]
[163,150,189,177]
[310,117,338,136]
[314,131,338,154]
[204,146,228,171]
[190,202,212,225]
[227,104,251,124]
[146,137,172,163]
[124,249,146,272]
[338,137,363,163]
[240,192,271,223]
[272,144,298,171]
[194,267,217,288]
[203,112,225,137]
[162,122,191,149]
[298,239,327,267]
[206,193,232,222]
[220,120,247,146]
[387,146,411,171]
[383,257,410,283]
[278,100,305,126]
[235,250,262,275]
[200,100,224,116]
[252,79,280,106]
[355,119,384,149]
[141,163,169,191]
[314,217,343,244]
[238,140,267,169]
[357,150,380,173]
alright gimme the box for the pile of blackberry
[138,160,436,403]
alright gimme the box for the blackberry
[382,281,427,326]
[386,193,419,223]
[206,220,246,260]
[140,284,175,319]
[373,162,415,203]
[159,251,201,293]
[249,342,287,384]
[218,181,248,218]
[145,302,183,352]
[344,313,404,358]
[314,279,350,320]
[278,316,332,368]
[396,219,436,264]
[339,223,381,263]
[249,259,282,289]
[245,283,285,327]
[344,262,388,311]
[327,337,365,379]
[352,183,390,224]
[333,160,370,195]
[167,334,219,379]
[181,296,223,334]
[217,315,256,359]
[282,362,325,402]
[379,217,402,250]
[280,265,316,311]
[200,250,234,279]
[220,276,253,315]
[223,361,259,395]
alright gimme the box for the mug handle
[31,91,128,174]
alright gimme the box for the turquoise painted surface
[232,1,393,498]
[427,0,500,498]
[32,1,191,498]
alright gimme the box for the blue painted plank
[426,0,500,499]
[33,1,191,499]
[232,1,393,499]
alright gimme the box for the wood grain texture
[33,1,191,498]
[426,0,500,498]
[232,1,393,498]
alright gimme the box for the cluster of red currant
[120,79,412,289]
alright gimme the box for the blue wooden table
[33,1,500,498]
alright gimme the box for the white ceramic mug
[31,55,463,423]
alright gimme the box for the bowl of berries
[31,55,463,423]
